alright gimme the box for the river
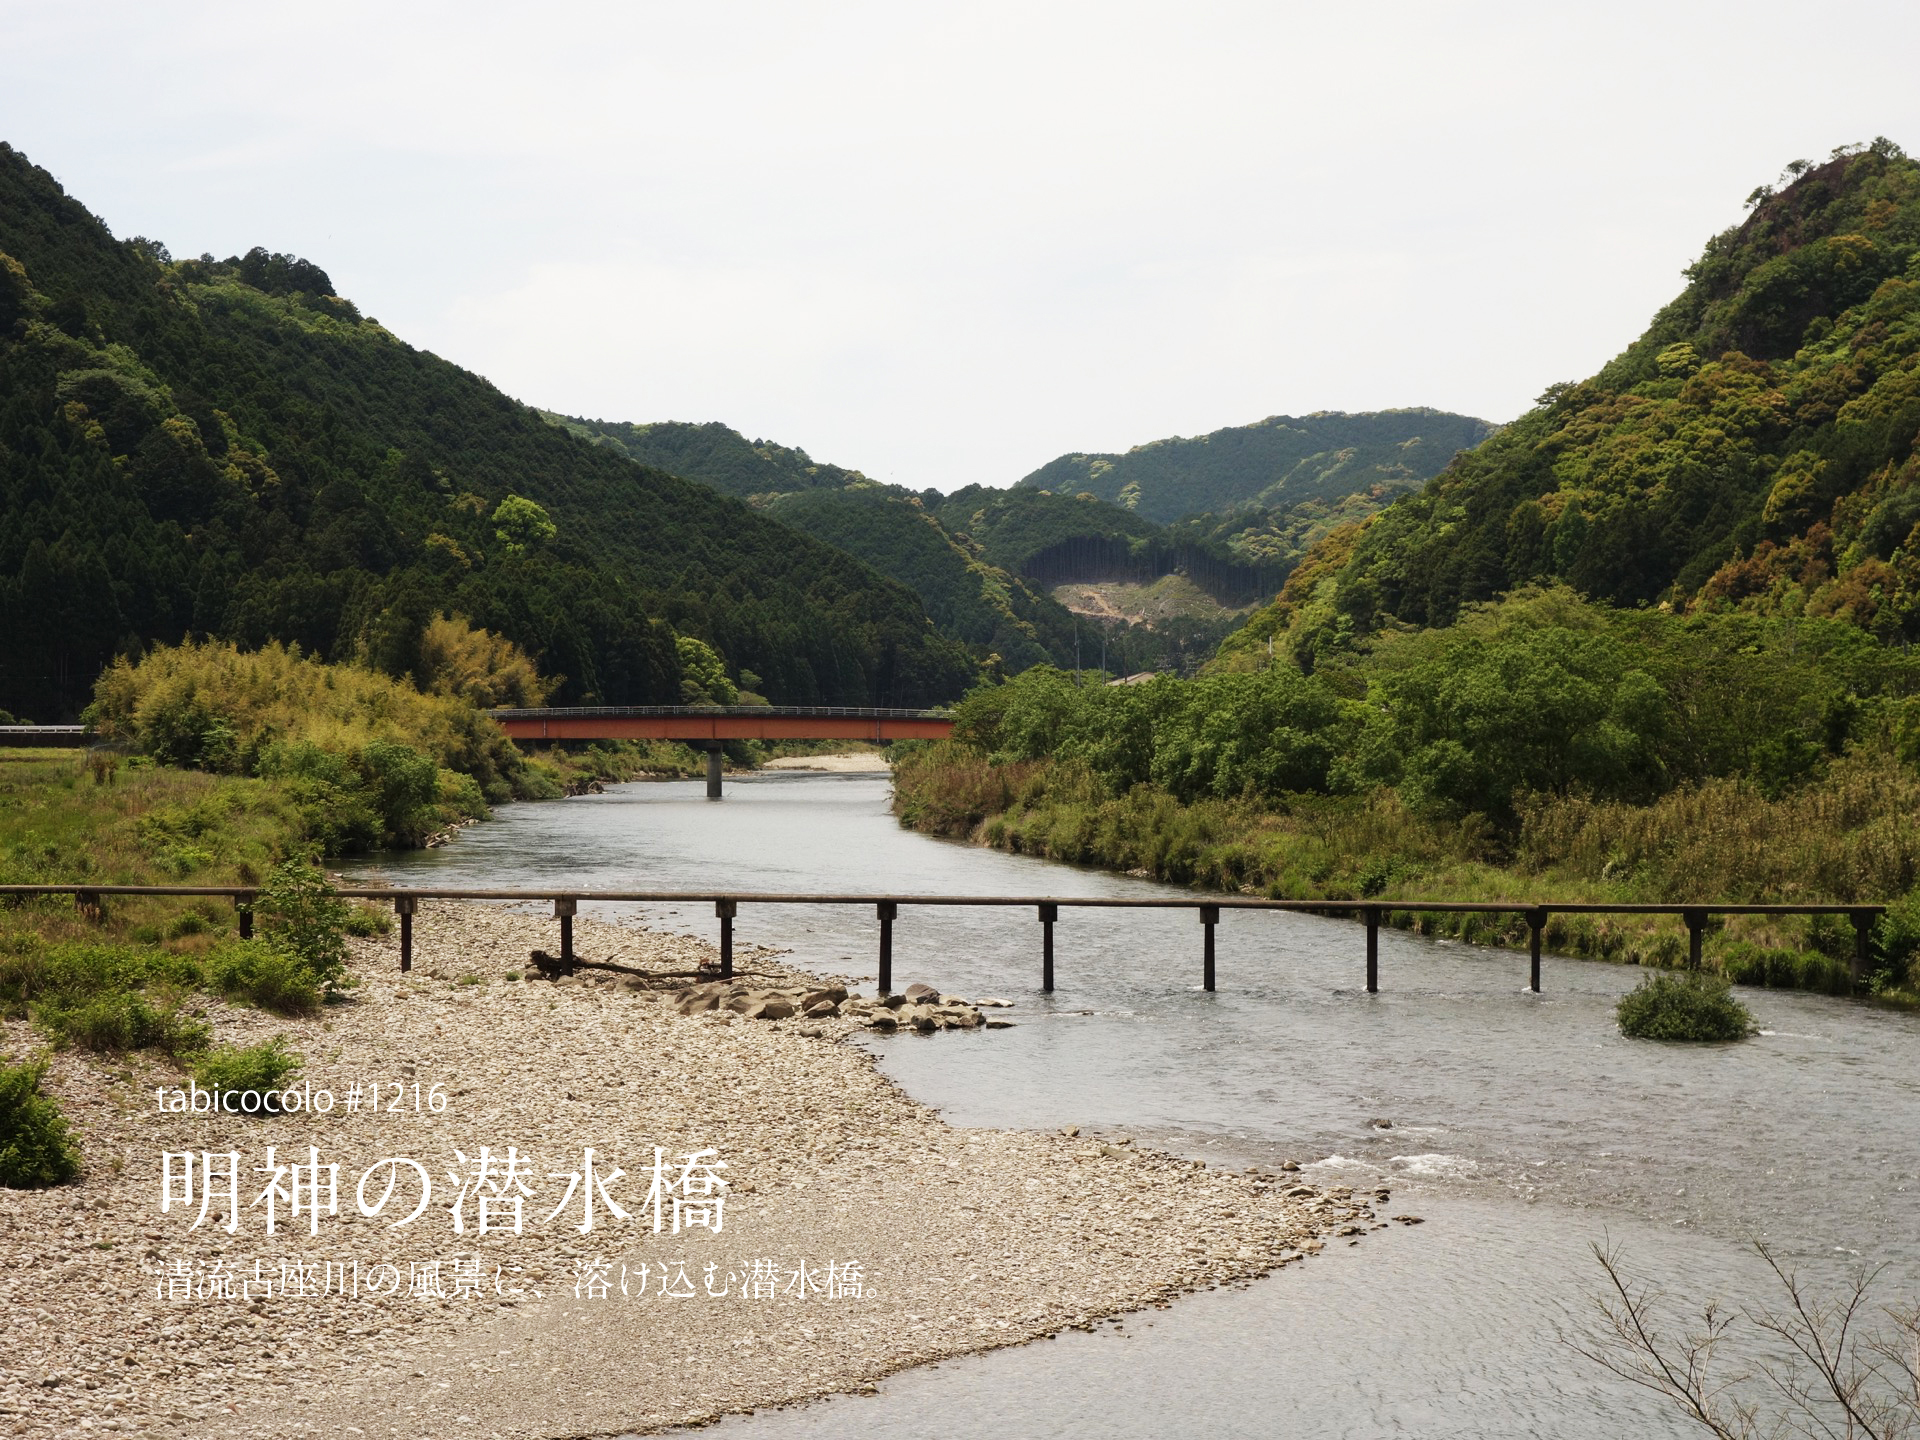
[348,770,1920,1438]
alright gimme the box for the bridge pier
[702,744,723,800]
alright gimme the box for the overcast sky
[3,1,1918,490]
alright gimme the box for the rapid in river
[348,770,1920,1439]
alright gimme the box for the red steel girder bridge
[4,707,953,799]
[490,706,953,797]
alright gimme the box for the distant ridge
[1019,408,1496,524]
[550,414,1282,675]
[540,415,864,500]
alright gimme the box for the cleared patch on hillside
[1052,574,1257,629]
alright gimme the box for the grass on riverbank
[0,743,394,954]
[0,747,305,949]
[0,851,358,1183]
[893,743,1920,1002]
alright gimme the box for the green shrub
[0,942,209,1056]
[1804,912,1856,963]
[435,767,488,822]
[89,639,528,821]
[261,742,383,851]
[255,860,348,991]
[190,1038,302,1113]
[140,691,243,773]
[205,941,324,1016]
[358,740,440,842]
[166,910,209,940]
[344,903,393,938]
[0,941,203,1011]
[31,991,209,1056]
[136,797,232,877]
[255,738,468,850]
[0,1056,81,1188]
[1617,972,1753,1042]
[0,920,336,1041]
[512,760,569,801]
[1873,889,1920,994]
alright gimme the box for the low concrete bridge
[491,706,953,797]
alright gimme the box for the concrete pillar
[704,744,723,800]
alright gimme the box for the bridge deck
[0,882,1886,998]
[490,705,954,743]
[0,726,90,748]
[2,709,956,749]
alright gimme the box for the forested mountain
[758,487,1078,673]
[543,415,866,499]
[0,143,973,721]
[1020,408,1495,524]
[1162,481,1412,579]
[1228,140,1920,665]
[550,413,1279,672]
[549,414,1086,671]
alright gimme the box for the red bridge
[491,706,955,797]
[2,710,955,799]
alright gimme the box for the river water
[350,771,1920,1438]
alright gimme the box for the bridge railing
[2,709,954,754]
[0,726,94,747]
[0,884,1888,997]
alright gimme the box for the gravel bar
[0,901,1388,1438]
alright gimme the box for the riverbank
[3,901,1376,1438]
[0,747,310,950]
[762,752,892,773]
[891,745,1920,1002]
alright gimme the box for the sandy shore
[759,753,891,773]
[2,903,1389,1438]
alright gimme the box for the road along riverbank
[4,901,1382,1439]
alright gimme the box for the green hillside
[1233,140,1920,663]
[762,486,1077,673]
[542,415,865,499]
[766,482,1272,675]
[1021,408,1495,524]
[547,413,1276,674]
[544,413,1085,671]
[933,485,1282,605]
[0,142,972,720]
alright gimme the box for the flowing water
[349,771,1920,1438]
